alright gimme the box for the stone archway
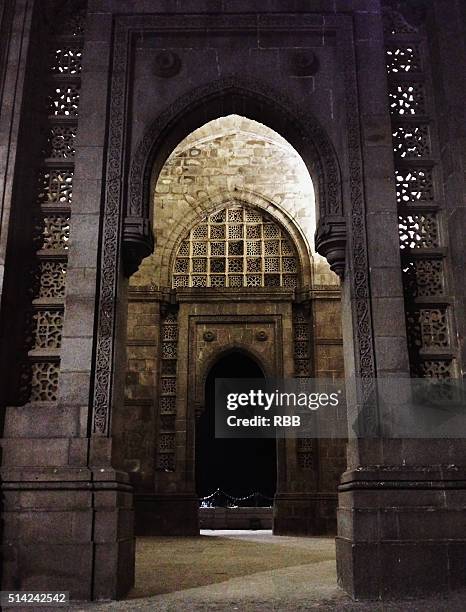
[124,76,346,279]
[56,55,375,596]
[121,76,374,588]
[195,349,276,503]
[3,3,465,603]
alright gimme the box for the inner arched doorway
[125,115,345,539]
[196,351,276,501]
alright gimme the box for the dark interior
[196,351,277,501]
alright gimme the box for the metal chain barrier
[199,489,274,508]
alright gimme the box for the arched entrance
[125,137,346,537]
[196,351,276,500]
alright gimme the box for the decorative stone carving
[255,330,268,342]
[343,46,377,405]
[38,169,73,204]
[50,46,83,75]
[384,1,456,379]
[153,50,181,78]
[156,310,179,472]
[36,215,71,250]
[33,310,63,349]
[44,125,76,159]
[122,216,154,276]
[314,218,346,279]
[19,5,84,404]
[172,203,299,289]
[29,362,60,401]
[125,73,344,279]
[33,261,67,299]
[48,83,80,116]
[287,50,319,76]
[203,331,216,342]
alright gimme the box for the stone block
[60,337,94,372]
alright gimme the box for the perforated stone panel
[385,10,456,379]
[172,203,299,289]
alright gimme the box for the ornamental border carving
[340,27,377,409]
[92,22,129,434]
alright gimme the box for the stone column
[1,3,135,600]
[428,0,466,376]
[336,1,466,598]
[0,0,28,308]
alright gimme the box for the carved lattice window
[172,204,299,289]
[396,168,434,204]
[50,46,83,74]
[17,5,85,404]
[406,307,450,351]
[399,213,439,250]
[33,261,67,299]
[160,396,176,413]
[43,125,76,159]
[37,215,71,250]
[389,83,426,116]
[38,170,73,204]
[30,362,60,401]
[418,360,454,379]
[48,84,80,116]
[402,259,443,298]
[32,310,63,349]
[392,125,431,159]
[293,310,311,377]
[386,45,422,74]
[384,7,456,379]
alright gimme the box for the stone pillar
[0,3,134,600]
[138,298,199,537]
[336,2,466,598]
[274,292,346,536]
[428,0,466,376]
[0,0,27,308]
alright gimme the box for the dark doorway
[196,351,277,501]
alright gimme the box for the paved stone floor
[73,531,466,611]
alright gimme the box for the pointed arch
[124,76,345,277]
[195,345,270,417]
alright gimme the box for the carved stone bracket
[122,216,155,276]
[314,216,347,279]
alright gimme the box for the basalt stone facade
[0,0,465,603]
